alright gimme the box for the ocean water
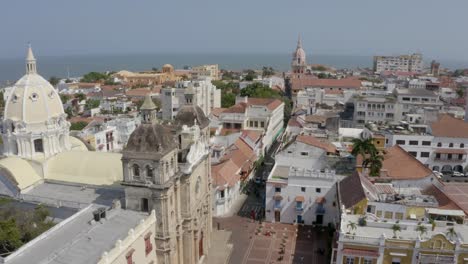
[0,53,467,85]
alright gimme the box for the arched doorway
[441,165,452,174]
[454,165,464,173]
[432,166,440,172]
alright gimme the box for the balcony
[295,206,304,213]
[316,206,325,215]
[434,157,466,163]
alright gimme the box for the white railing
[341,234,380,244]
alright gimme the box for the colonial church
[0,47,214,263]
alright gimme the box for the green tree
[446,227,457,240]
[0,92,5,109]
[262,66,275,77]
[456,88,464,98]
[392,223,401,238]
[312,65,327,71]
[416,224,427,237]
[81,72,110,83]
[243,70,257,81]
[363,154,384,177]
[347,222,357,234]
[221,93,236,108]
[48,76,60,87]
[60,94,70,103]
[70,121,88,131]
[75,93,86,102]
[85,99,100,110]
[240,83,281,99]
[0,219,23,256]
[351,137,377,159]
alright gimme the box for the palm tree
[351,137,377,160]
[364,154,384,177]
[347,221,357,234]
[416,224,427,238]
[392,224,401,238]
[446,227,457,241]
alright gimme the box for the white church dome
[4,46,64,124]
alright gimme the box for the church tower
[122,102,212,264]
[291,35,307,78]
[1,45,70,160]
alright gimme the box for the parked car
[453,171,465,177]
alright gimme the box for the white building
[353,95,397,126]
[191,64,219,80]
[161,77,221,120]
[385,114,468,175]
[265,135,340,225]
[78,120,120,152]
[373,53,423,73]
[106,117,140,148]
[218,97,284,152]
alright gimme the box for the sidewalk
[206,229,233,264]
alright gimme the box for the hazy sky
[1,0,468,61]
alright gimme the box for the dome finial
[297,34,302,49]
[26,43,37,74]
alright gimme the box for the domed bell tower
[140,94,157,124]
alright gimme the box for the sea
[1,53,467,85]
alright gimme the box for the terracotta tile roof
[211,160,240,188]
[304,115,327,124]
[440,183,468,214]
[287,119,302,128]
[222,102,248,114]
[221,138,257,173]
[210,108,226,117]
[291,77,361,91]
[247,98,283,111]
[241,130,263,143]
[356,145,432,180]
[296,135,337,154]
[431,114,468,138]
[338,172,367,209]
[422,185,463,211]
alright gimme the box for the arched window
[437,142,442,147]
[461,143,465,148]
[133,164,140,178]
[195,177,201,195]
[146,165,153,178]
[449,143,454,148]
[165,162,169,174]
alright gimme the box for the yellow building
[191,64,219,80]
[114,64,180,87]
[333,211,468,264]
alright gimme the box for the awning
[316,196,326,204]
[273,194,283,201]
[342,248,379,258]
[426,208,465,217]
[295,196,305,202]
[435,148,466,155]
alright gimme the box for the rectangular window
[420,152,430,158]
[409,151,417,157]
[346,257,355,264]
[316,188,321,193]
[363,259,372,264]
[396,140,405,145]
[409,140,418,146]
[301,187,306,192]
[376,210,382,217]
[296,201,303,209]
[275,187,281,193]
[220,190,225,198]
[144,233,153,255]
[384,211,393,219]
[422,141,431,146]
[300,152,308,156]
[395,212,403,220]
[260,121,265,128]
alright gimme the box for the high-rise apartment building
[373,53,423,73]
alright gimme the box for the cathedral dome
[175,105,210,129]
[124,123,177,156]
[292,35,306,66]
[4,47,64,124]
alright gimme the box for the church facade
[122,94,213,264]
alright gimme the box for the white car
[453,171,465,177]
